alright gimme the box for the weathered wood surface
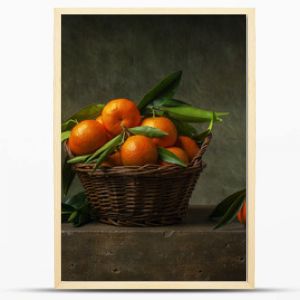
[62,205,246,281]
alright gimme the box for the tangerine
[68,120,107,156]
[176,135,200,161]
[96,115,113,140]
[237,201,246,225]
[161,147,189,165]
[141,117,177,147]
[107,151,122,166]
[120,135,158,166]
[102,98,141,136]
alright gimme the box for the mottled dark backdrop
[62,15,246,204]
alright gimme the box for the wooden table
[61,205,246,281]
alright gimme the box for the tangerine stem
[121,131,126,144]
[121,125,132,138]
[152,108,156,118]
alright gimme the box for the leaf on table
[63,191,87,210]
[67,211,78,222]
[210,188,246,220]
[61,203,74,214]
[74,205,91,227]
[213,192,246,229]
[62,191,91,227]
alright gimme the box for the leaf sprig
[62,192,91,227]
[210,188,246,229]
[138,71,183,111]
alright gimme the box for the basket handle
[191,133,212,166]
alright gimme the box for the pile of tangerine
[68,98,200,167]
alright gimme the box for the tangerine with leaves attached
[161,146,189,166]
[141,117,177,147]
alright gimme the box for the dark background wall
[62,15,246,204]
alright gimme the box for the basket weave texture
[67,134,212,226]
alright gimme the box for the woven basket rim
[64,134,212,175]
[66,134,212,226]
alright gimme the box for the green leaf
[170,118,197,137]
[138,71,183,110]
[152,98,190,108]
[62,157,75,196]
[93,147,114,171]
[193,129,210,142]
[208,114,215,130]
[193,118,214,142]
[68,134,123,165]
[61,130,70,142]
[61,119,77,131]
[74,212,90,226]
[61,202,73,214]
[213,192,246,229]
[68,211,78,222]
[129,126,168,137]
[63,191,87,210]
[158,147,187,167]
[61,103,104,131]
[67,154,90,164]
[160,105,228,123]
[61,210,73,215]
[62,192,92,227]
[86,134,123,163]
[73,205,91,227]
[141,106,165,118]
[210,189,246,220]
[215,112,229,118]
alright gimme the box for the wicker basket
[66,134,212,226]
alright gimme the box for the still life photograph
[54,8,255,289]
